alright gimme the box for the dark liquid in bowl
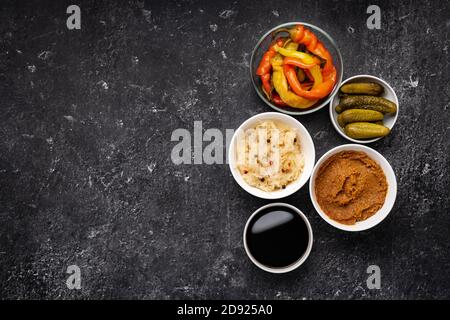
[246,206,310,268]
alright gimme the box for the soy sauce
[246,206,310,268]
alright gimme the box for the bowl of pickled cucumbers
[330,75,399,143]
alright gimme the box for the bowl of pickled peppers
[250,22,343,115]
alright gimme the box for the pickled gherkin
[338,95,397,114]
[340,82,384,95]
[337,109,384,127]
[344,122,390,139]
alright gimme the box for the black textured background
[0,0,449,299]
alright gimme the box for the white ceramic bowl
[229,112,315,199]
[243,202,313,273]
[309,144,397,231]
[329,75,399,143]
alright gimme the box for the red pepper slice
[284,64,337,100]
[272,93,288,107]
[256,38,286,97]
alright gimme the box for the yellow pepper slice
[309,65,323,88]
[273,45,317,65]
[284,42,299,51]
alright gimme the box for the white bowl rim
[229,112,315,199]
[250,21,344,115]
[243,202,314,273]
[309,144,397,232]
[329,74,399,144]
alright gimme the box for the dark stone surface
[0,0,449,299]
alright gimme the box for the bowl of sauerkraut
[229,112,315,199]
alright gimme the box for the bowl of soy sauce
[243,203,313,273]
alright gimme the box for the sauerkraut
[236,120,304,192]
